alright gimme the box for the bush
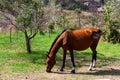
[103,20,120,43]
[48,22,54,33]
[104,7,120,43]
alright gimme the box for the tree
[56,12,66,28]
[75,8,81,28]
[104,0,120,43]
[0,0,44,53]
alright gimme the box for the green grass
[0,30,120,74]
[0,30,62,73]
[98,42,120,58]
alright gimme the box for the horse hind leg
[89,48,97,71]
[69,50,76,74]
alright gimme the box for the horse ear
[46,54,50,59]
[46,54,48,57]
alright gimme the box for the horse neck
[48,39,62,59]
[48,29,67,59]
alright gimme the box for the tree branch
[0,11,17,28]
[29,30,38,39]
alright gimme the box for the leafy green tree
[0,0,44,53]
[56,13,66,28]
[104,0,120,43]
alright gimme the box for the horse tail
[48,29,67,55]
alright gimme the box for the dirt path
[0,64,120,80]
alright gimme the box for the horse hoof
[71,70,75,74]
[88,68,92,71]
[60,69,64,72]
[93,66,96,68]
[46,69,51,73]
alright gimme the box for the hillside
[47,0,104,10]
[0,0,105,32]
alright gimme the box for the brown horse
[46,27,105,73]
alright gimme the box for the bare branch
[29,30,38,39]
[0,11,17,28]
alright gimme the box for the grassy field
[0,30,120,80]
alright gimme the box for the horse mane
[47,29,67,55]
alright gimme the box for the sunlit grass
[98,42,120,58]
[0,30,61,73]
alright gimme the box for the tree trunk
[78,14,81,28]
[9,27,12,43]
[24,32,31,53]
[26,37,31,53]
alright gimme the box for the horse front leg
[69,50,76,74]
[88,50,97,71]
[60,49,67,71]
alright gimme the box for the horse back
[61,27,100,50]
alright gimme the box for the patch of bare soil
[0,64,120,80]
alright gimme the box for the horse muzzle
[46,69,51,73]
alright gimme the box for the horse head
[46,55,56,72]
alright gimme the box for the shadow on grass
[17,50,47,65]
[57,51,120,68]
[51,69,120,76]
[54,51,120,76]
[79,69,120,76]
[16,50,119,75]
